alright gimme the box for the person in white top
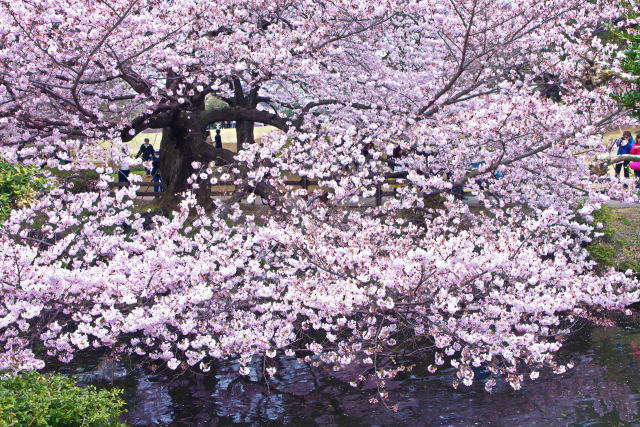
[118,146,131,184]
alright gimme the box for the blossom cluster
[0,174,638,393]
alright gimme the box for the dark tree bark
[158,113,214,208]
[230,79,259,152]
[235,119,255,152]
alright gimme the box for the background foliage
[0,371,125,426]
[0,159,46,221]
[611,1,640,118]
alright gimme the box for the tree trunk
[158,121,212,209]
[235,120,255,152]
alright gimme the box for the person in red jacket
[629,137,640,187]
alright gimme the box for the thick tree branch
[121,107,177,142]
[200,107,289,131]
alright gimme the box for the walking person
[614,131,635,178]
[135,138,155,175]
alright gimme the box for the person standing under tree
[135,138,155,175]
[214,129,222,149]
[118,146,130,186]
[629,135,640,188]
[615,131,635,178]
[151,155,162,193]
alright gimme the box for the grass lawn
[104,125,636,161]
[603,127,640,143]
[92,125,640,193]
[589,205,640,274]
[105,126,278,154]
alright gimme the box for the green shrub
[620,259,640,275]
[587,243,617,267]
[609,1,640,119]
[0,160,47,221]
[0,371,126,426]
[47,168,101,194]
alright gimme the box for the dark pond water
[60,325,640,426]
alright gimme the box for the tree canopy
[0,0,639,396]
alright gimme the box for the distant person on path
[615,131,634,178]
[118,146,130,185]
[391,145,406,172]
[151,156,162,193]
[358,142,373,168]
[215,129,222,149]
[135,138,155,175]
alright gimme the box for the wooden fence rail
[112,177,404,206]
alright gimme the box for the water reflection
[65,326,640,426]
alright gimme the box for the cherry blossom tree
[1,0,640,397]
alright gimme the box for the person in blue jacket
[151,156,162,193]
[214,129,222,149]
[135,138,156,175]
[615,131,635,178]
